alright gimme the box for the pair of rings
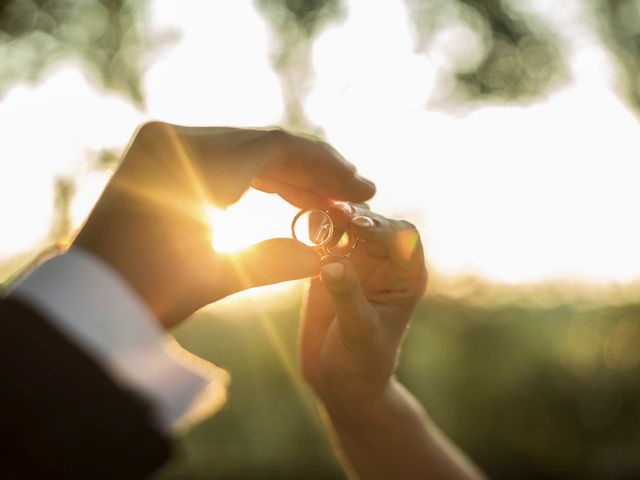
[291,207,359,257]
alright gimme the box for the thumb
[220,238,320,295]
[320,259,376,341]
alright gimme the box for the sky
[1,0,640,285]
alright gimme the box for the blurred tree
[0,0,163,105]
[251,0,570,128]
[2,0,640,115]
[253,0,640,115]
[590,0,640,110]
[93,146,122,170]
[254,0,345,132]
[405,0,566,105]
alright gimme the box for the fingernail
[321,262,345,282]
[352,216,375,228]
[333,201,354,214]
[251,177,263,188]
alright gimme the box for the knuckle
[390,220,421,243]
[394,220,417,232]
[317,142,358,174]
[265,127,291,144]
[262,128,296,161]
[136,120,169,140]
[133,121,178,152]
[319,141,354,170]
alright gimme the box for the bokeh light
[3,1,640,479]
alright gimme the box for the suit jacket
[0,298,171,479]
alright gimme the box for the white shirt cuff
[9,247,228,431]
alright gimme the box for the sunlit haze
[1,0,640,286]
[206,190,299,254]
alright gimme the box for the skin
[72,121,481,477]
[300,205,486,480]
[73,122,375,328]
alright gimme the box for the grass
[157,282,640,479]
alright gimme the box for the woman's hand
[299,207,485,480]
[299,204,427,418]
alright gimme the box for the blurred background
[2,0,640,478]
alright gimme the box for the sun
[205,189,299,254]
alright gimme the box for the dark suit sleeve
[0,298,172,479]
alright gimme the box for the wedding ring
[291,207,359,257]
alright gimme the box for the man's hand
[300,205,427,417]
[74,122,375,327]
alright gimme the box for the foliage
[590,0,640,110]
[3,0,640,113]
[254,0,346,131]
[406,0,566,105]
[0,0,160,105]
[155,291,640,479]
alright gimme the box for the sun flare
[205,189,299,254]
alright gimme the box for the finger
[138,124,374,210]
[320,258,377,342]
[259,131,376,204]
[349,212,425,269]
[142,123,260,209]
[251,176,331,210]
[325,203,420,263]
[219,238,320,296]
[319,202,365,249]
[299,277,335,384]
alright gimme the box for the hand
[300,209,484,480]
[299,205,427,419]
[74,122,375,327]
